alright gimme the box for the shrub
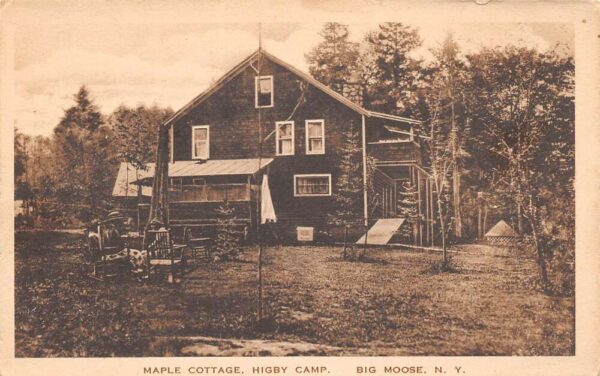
[212,201,242,261]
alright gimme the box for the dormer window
[255,76,273,108]
[192,125,210,159]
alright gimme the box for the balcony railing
[368,140,419,163]
[168,184,252,203]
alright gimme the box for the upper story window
[192,125,210,159]
[305,120,325,155]
[255,76,274,108]
[276,121,294,156]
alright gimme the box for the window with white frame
[192,125,209,159]
[192,178,206,186]
[255,76,273,108]
[305,120,325,154]
[170,177,183,190]
[276,121,294,155]
[294,174,331,196]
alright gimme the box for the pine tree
[428,34,470,239]
[53,86,115,223]
[306,23,360,96]
[213,200,242,261]
[360,23,424,117]
[396,180,419,242]
[326,123,363,258]
[327,123,363,226]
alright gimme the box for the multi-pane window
[276,121,294,156]
[294,174,331,197]
[192,178,206,186]
[305,120,325,154]
[192,125,209,159]
[170,178,183,190]
[255,76,273,108]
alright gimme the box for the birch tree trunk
[450,92,462,239]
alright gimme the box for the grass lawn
[14,231,574,357]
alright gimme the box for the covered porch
[112,158,273,232]
[370,162,435,247]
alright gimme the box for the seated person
[86,213,148,275]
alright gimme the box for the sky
[4,1,574,137]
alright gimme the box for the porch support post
[430,177,435,246]
[169,123,174,164]
[417,169,422,246]
[247,175,253,239]
[361,114,368,226]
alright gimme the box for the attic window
[255,76,273,108]
[192,125,210,160]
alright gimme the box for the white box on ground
[297,226,314,242]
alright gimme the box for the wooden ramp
[356,218,406,245]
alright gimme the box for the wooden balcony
[168,184,252,203]
[368,140,421,164]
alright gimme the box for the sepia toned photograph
[4,1,588,366]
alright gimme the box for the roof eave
[162,48,421,127]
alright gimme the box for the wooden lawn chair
[146,228,187,283]
[183,226,211,261]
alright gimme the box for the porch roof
[112,158,273,197]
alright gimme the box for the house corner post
[169,122,174,164]
[361,114,368,227]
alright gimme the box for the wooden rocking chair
[145,228,187,283]
[86,221,131,281]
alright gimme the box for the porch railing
[168,183,251,203]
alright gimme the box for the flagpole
[256,22,264,323]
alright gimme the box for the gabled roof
[163,48,421,127]
[485,220,519,237]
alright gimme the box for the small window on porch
[170,177,183,190]
[192,178,206,186]
[294,174,331,197]
[276,121,294,156]
[255,76,273,108]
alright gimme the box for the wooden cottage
[113,49,435,245]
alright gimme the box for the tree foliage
[305,23,360,95]
[109,104,174,170]
[17,86,174,227]
[464,46,575,293]
[14,128,33,200]
[51,86,116,223]
[396,180,419,241]
[213,201,242,261]
[327,122,363,226]
[360,22,425,117]
[305,24,574,290]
